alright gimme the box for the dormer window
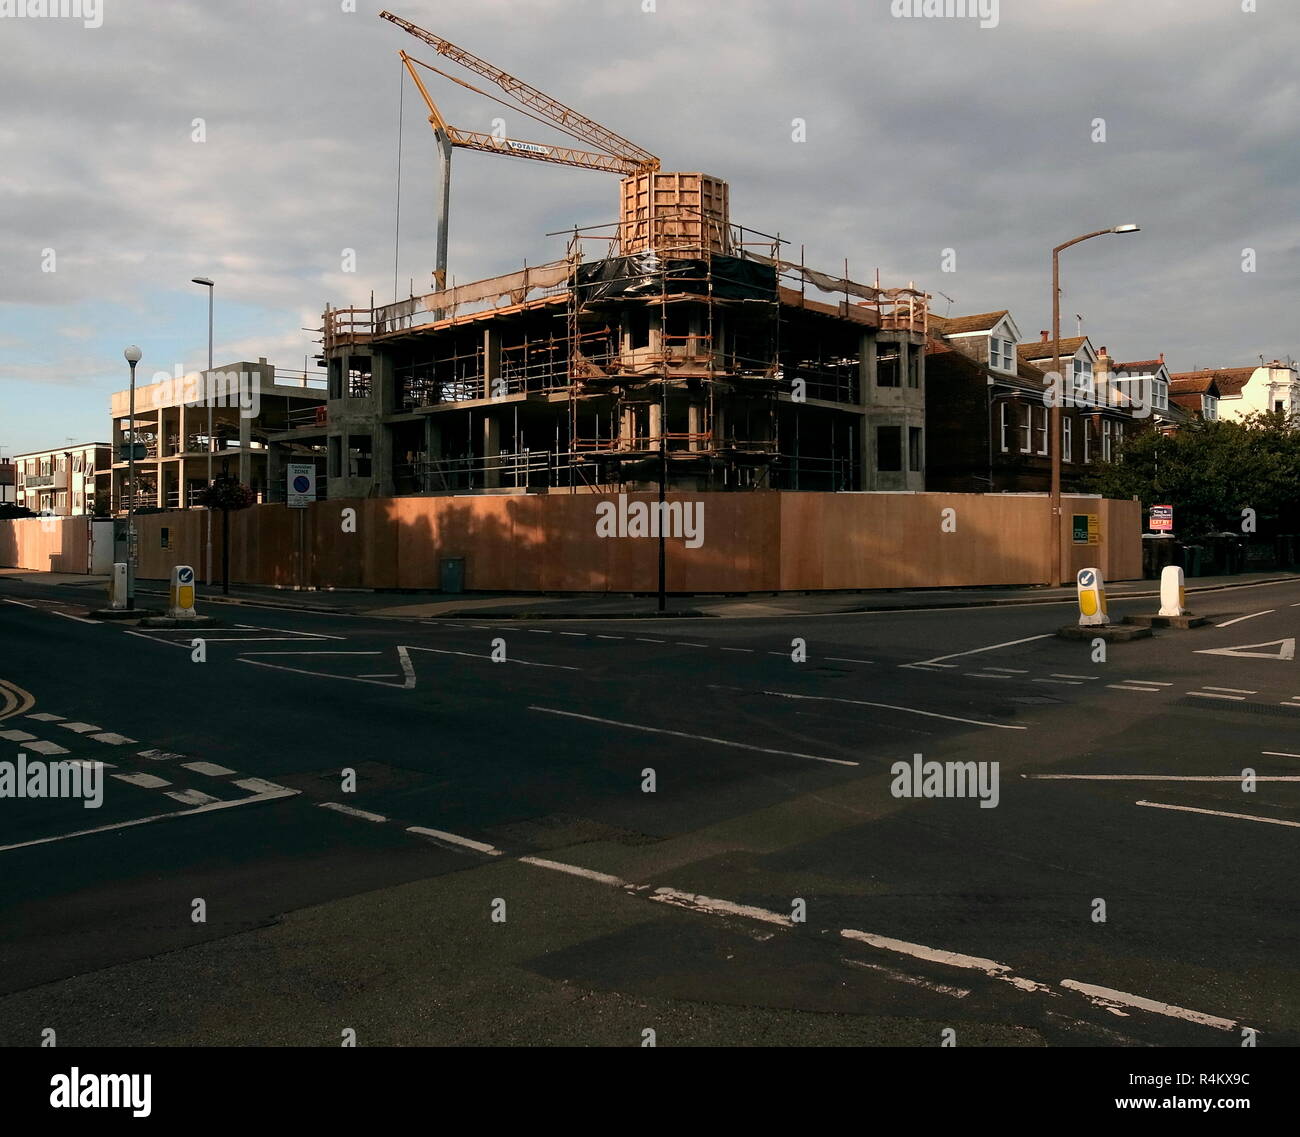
[1073,357,1093,399]
[1203,395,1218,421]
[989,335,1015,374]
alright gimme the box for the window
[1036,407,1048,456]
[877,350,900,388]
[1203,395,1218,421]
[1019,405,1031,453]
[1275,400,1286,414]
[628,310,651,350]
[1082,419,1091,462]
[875,426,902,472]
[989,336,1015,373]
[1063,416,1073,462]
[908,427,923,472]
[1072,358,1093,405]
[1154,380,1168,411]
[999,402,1010,453]
[1102,419,1113,461]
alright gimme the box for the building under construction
[267,15,931,501]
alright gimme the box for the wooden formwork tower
[619,172,732,257]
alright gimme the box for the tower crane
[381,10,660,291]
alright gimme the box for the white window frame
[999,402,1010,453]
[1102,418,1113,461]
[1063,416,1072,462]
[989,335,1014,374]
[1073,358,1093,405]
[1082,418,1091,462]
[1019,404,1032,453]
[1203,395,1218,421]
[1035,406,1048,455]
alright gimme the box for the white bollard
[1158,564,1187,617]
[168,565,197,619]
[1076,567,1109,627]
[108,563,128,611]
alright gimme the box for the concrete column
[483,327,502,400]
[483,413,502,489]
[424,417,442,492]
[267,444,285,505]
[687,403,704,452]
[859,332,876,490]
[238,413,252,487]
[649,402,664,451]
[372,424,395,497]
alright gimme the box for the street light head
[123,345,142,363]
[191,276,214,287]
[1112,224,1140,234]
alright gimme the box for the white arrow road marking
[1136,800,1300,829]
[1196,638,1295,661]
[529,705,859,766]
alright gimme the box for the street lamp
[192,276,214,588]
[1049,224,1140,586]
[123,345,142,610]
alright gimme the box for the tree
[194,475,256,594]
[1086,411,1300,540]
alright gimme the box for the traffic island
[1056,623,1153,642]
[1123,614,1211,630]
[138,614,223,628]
[89,608,163,621]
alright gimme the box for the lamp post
[123,346,142,610]
[192,276,214,588]
[1049,224,1139,586]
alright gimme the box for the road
[1,574,1298,1047]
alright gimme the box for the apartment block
[12,443,111,516]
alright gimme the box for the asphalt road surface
[1,575,1298,1047]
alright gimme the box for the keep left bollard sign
[169,565,197,618]
[1076,567,1109,626]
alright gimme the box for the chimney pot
[1041,330,1050,342]
[1158,352,1164,363]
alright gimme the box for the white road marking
[1263,751,1300,758]
[182,761,236,777]
[650,887,791,927]
[67,758,113,770]
[826,657,875,665]
[1026,774,1300,782]
[59,722,101,733]
[1188,691,1245,701]
[966,672,1011,679]
[1033,678,1081,686]
[911,634,1052,667]
[0,785,300,853]
[529,705,859,766]
[1059,979,1245,1032]
[320,802,388,823]
[52,611,99,624]
[233,777,290,794]
[112,772,171,789]
[1107,684,1161,693]
[758,690,1028,731]
[840,929,1050,994]
[1196,637,1295,661]
[0,729,36,741]
[676,642,708,648]
[1130,681,1172,686]
[406,826,503,856]
[559,632,587,637]
[985,667,1028,674]
[1216,610,1275,628]
[27,713,63,722]
[166,789,217,806]
[357,674,398,679]
[398,645,579,672]
[841,958,971,999]
[1203,687,1257,694]
[721,647,754,653]
[137,750,184,761]
[528,629,552,634]
[91,733,136,745]
[24,740,68,755]
[596,635,623,640]
[1136,800,1300,829]
[2,598,39,607]
[519,856,625,885]
[636,638,666,644]
[1051,674,1096,680]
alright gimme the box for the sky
[2,0,1297,457]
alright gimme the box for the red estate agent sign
[1150,504,1174,532]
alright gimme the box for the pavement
[1,568,1299,1047]
[3,565,1296,620]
